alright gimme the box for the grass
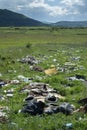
[0,27,87,48]
[0,27,87,130]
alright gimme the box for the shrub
[26,42,32,49]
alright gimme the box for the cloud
[28,0,68,16]
[61,0,84,6]
[47,0,55,1]
[0,0,87,21]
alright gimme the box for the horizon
[0,8,87,24]
[0,0,87,23]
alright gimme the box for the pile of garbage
[20,82,76,115]
[19,55,40,65]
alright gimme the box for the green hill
[54,21,87,28]
[0,9,44,26]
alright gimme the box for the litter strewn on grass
[44,68,57,75]
[0,106,8,123]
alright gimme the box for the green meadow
[0,27,87,47]
[0,27,87,130]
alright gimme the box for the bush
[26,42,32,49]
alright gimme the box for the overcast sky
[0,0,87,22]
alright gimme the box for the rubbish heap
[20,82,75,115]
[19,55,40,65]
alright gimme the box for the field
[0,27,87,130]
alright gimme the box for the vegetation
[0,27,87,130]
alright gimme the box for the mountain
[0,9,87,27]
[0,9,44,27]
[53,21,87,28]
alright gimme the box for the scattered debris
[10,80,20,84]
[63,123,73,129]
[68,74,86,81]
[17,75,33,83]
[0,106,8,123]
[4,89,14,98]
[44,103,59,115]
[0,80,5,87]
[0,73,2,77]
[6,94,13,98]
[0,47,87,120]
[21,99,45,115]
[45,93,58,103]
[0,80,9,87]
[30,65,43,72]
[53,59,57,62]
[0,95,5,101]
[57,102,75,115]
[73,104,87,113]
[78,98,87,105]
[44,68,57,75]
[75,74,86,80]
[19,55,40,65]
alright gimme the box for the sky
[0,0,87,22]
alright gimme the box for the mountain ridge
[0,9,87,27]
[53,21,87,27]
[0,9,44,26]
